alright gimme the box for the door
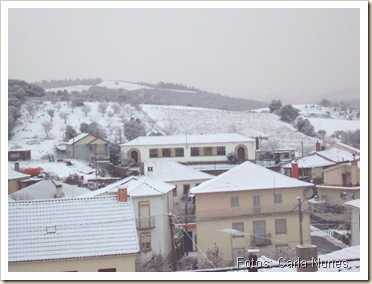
[237,147,245,161]
[131,150,139,163]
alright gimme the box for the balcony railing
[251,233,272,246]
[136,216,155,230]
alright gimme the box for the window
[175,148,184,157]
[191,147,200,156]
[173,187,177,196]
[274,193,282,204]
[253,195,261,214]
[284,152,289,159]
[275,219,287,234]
[204,147,212,156]
[149,149,158,158]
[232,222,244,238]
[98,268,116,272]
[162,148,171,157]
[217,146,226,156]
[140,232,151,252]
[231,196,239,207]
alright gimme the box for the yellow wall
[323,164,360,186]
[194,187,310,219]
[9,254,138,272]
[8,180,19,194]
[196,213,311,265]
[317,186,359,206]
[194,187,312,265]
[75,135,96,145]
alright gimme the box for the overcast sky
[7,6,360,103]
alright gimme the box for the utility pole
[297,197,303,245]
[184,193,188,256]
[301,141,304,158]
[168,213,178,271]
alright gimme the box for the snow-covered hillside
[9,99,360,161]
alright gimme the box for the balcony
[251,233,272,246]
[136,216,155,230]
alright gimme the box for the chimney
[255,137,260,150]
[315,141,321,152]
[14,162,19,172]
[118,188,128,202]
[296,245,318,272]
[291,161,299,179]
[55,184,63,198]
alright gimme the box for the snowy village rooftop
[80,176,175,198]
[316,148,360,163]
[8,196,139,263]
[144,161,213,182]
[190,161,313,194]
[121,133,255,146]
[9,180,91,201]
[282,155,335,169]
[8,167,30,180]
[344,199,360,208]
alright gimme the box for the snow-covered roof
[190,161,313,195]
[329,142,360,154]
[316,185,360,191]
[121,133,255,147]
[316,148,360,163]
[144,161,213,182]
[9,180,91,200]
[282,155,335,169]
[8,167,30,180]
[80,175,175,198]
[8,196,139,262]
[54,144,67,151]
[66,133,90,145]
[344,199,360,209]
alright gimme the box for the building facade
[120,133,256,165]
[190,162,314,266]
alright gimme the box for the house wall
[8,254,138,272]
[132,194,173,257]
[8,178,27,194]
[193,187,311,265]
[121,141,255,164]
[323,164,360,186]
[195,213,311,266]
[316,186,360,206]
[327,144,360,156]
[350,207,360,246]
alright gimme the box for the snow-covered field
[9,99,359,165]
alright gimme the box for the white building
[344,199,360,246]
[80,176,175,258]
[120,133,256,165]
[144,161,213,204]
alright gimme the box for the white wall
[132,194,172,257]
[121,141,255,164]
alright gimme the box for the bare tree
[98,102,108,117]
[26,103,35,118]
[47,109,55,122]
[41,121,53,138]
[59,112,69,124]
[161,120,178,135]
[82,104,91,117]
[111,102,121,114]
[55,102,62,112]
[262,138,281,152]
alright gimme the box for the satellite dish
[303,188,314,199]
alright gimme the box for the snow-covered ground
[9,99,361,162]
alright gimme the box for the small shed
[8,149,31,161]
